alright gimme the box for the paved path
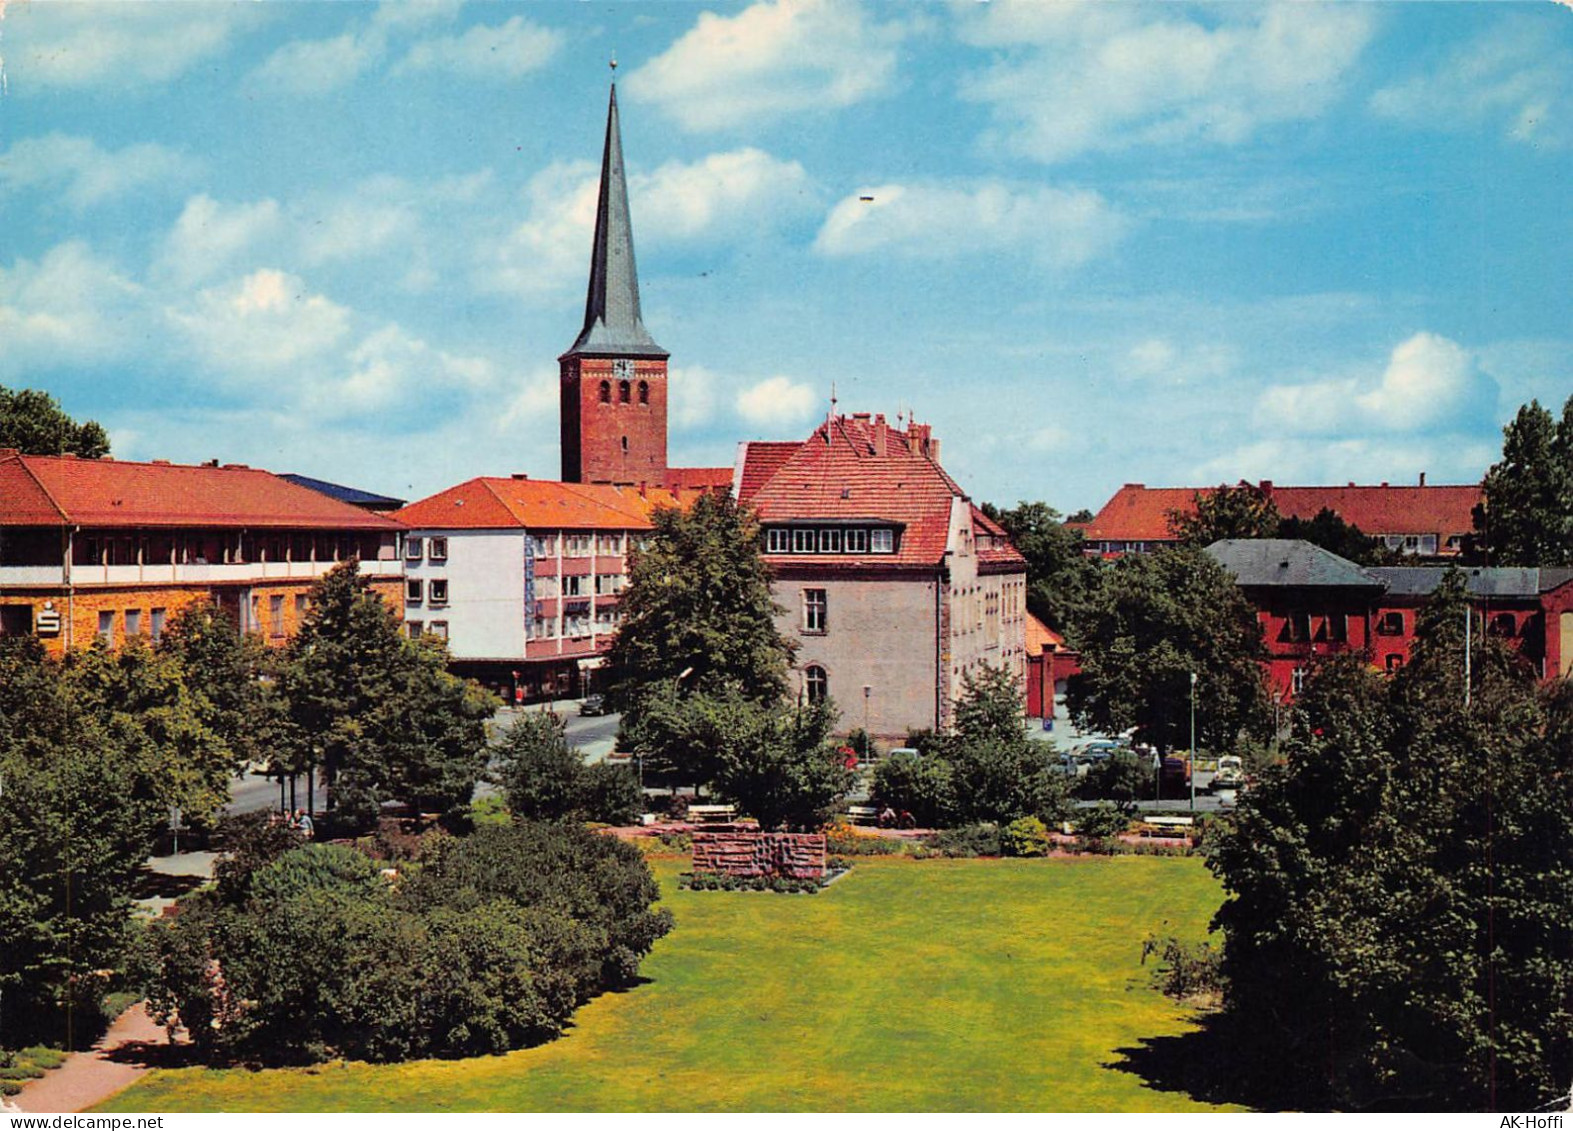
[11,1004,176,1114]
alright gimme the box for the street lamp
[1189,671,1198,816]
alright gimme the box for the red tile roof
[1083,481,1482,544]
[1025,613,1069,657]
[738,414,1024,572]
[662,466,733,491]
[394,477,688,531]
[0,449,401,530]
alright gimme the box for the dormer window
[870,529,894,553]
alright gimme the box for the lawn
[102,854,1237,1112]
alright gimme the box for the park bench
[846,806,879,825]
[687,804,737,824]
[1137,815,1195,837]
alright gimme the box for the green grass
[101,855,1237,1112]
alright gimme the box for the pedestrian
[293,808,314,839]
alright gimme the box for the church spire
[563,82,667,359]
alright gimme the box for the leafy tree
[1209,575,1573,1109]
[158,600,286,772]
[871,748,955,827]
[706,695,853,830]
[1068,546,1270,750]
[0,640,150,1048]
[1168,481,1280,547]
[280,560,497,827]
[491,712,640,824]
[0,384,110,458]
[1474,395,1573,566]
[945,664,1068,825]
[1277,507,1393,565]
[982,500,1101,633]
[1075,748,1155,808]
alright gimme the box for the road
[224,698,623,815]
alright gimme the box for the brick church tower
[559,83,669,486]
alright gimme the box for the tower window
[621,435,629,453]
[638,380,649,404]
[599,381,611,403]
[619,380,631,403]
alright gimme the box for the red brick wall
[691,829,828,878]
[559,357,668,485]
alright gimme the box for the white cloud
[626,0,911,131]
[1257,332,1499,437]
[1371,19,1571,149]
[0,135,198,209]
[2,3,264,91]
[168,269,352,378]
[814,180,1128,268]
[156,196,286,287]
[736,375,818,427]
[636,149,815,241]
[1191,437,1498,489]
[249,31,384,96]
[670,365,718,429]
[479,160,600,295]
[395,16,562,80]
[296,197,421,266]
[957,2,1374,162]
[0,242,145,373]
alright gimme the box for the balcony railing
[1,558,402,587]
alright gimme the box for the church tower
[560,83,669,486]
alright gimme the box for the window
[766,529,791,553]
[295,594,308,618]
[870,529,894,553]
[599,380,611,403]
[125,609,142,637]
[429,537,447,562]
[1491,613,1517,637]
[619,380,631,403]
[1385,654,1404,672]
[819,529,842,553]
[150,607,166,642]
[1291,668,1306,695]
[429,579,449,606]
[249,595,261,632]
[805,665,828,705]
[621,435,629,453]
[562,575,585,597]
[269,595,284,637]
[1377,611,1405,636]
[406,621,423,638]
[407,578,423,603]
[532,616,554,640]
[845,528,869,553]
[428,621,448,642]
[638,380,649,404]
[597,533,623,555]
[803,588,827,633]
[405,537,424,562]
[792,528,816,553]
[98,610,114,645]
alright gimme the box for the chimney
[872,413,888,457]
[1258,480,1273,494]
[512,473,529,480]
[1419,471,1427,487]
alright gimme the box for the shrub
[1142,935,1224,1000]
[468,795,511,828]
[491,713,640,824]
[925,823,1001,858]
[1001,816,1052,857]
[678,872,825,894]
[1074,804,1132,840]
[871,749,955,827]
[824,820,900,856]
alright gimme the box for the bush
[1001,816,1052,857]
[1075,749,1155,805]
[925,823,1001,858]
[1142,935,1223,1000]
[678,871,825,894]
[1074,804,1132,840]
[824,820,900,856]
[491,713,639,824]
[871,749,955,827]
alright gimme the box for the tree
[1068,546,1269,750]
[280,560,497,826]
[1168,481,1280,547]
[982,500,1101,633]
[491,712,640,825]
[706,695,853,830]
[945,664,1068,825]
[1474,395,1573,566]
[871,748,955,827]
[157,600,284,772]
[1209,574,1573,1109]
[0,384,110,458]
[1277,507,1393,565]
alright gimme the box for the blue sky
[2,1,1569,513]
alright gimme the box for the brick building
[392,476,698,702]
[1206,538,1573,705]
[1082,480,1481,559]
[735,413,1028,739]
[0,448,403,655]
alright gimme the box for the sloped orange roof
[663,466,732,491]
[394,477,685,531]
[735,441,799,502]
[0,449,400,530]
[1083,481,1482,543]
[1024,613,1065,656]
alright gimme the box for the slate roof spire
[563,83,667,359]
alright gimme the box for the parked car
[1212,755,1245,789]
[1160,754,1192,791]
[579,694,610,716]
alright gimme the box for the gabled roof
[0,449,400,530]
[279,473,406,510]
[1371,566,1544,600]
[394,477,687,531]
[1206,539,1386,589]
[734,441,799,502]
[1025,614,1072,657]
[561,84,666,361]
[662,466,732,492]
[1084,481,1482,543]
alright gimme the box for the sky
[1,0,1570,514]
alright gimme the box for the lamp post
[1189,671,1198,816]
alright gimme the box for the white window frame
[792,528,815,553]
[819,529,842,553]
[805,664,829,704]
[870,528,894,553]
[803,588,827,634]
[766,528,791,554]
[845,528,869,553]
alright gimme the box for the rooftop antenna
[826,382,838,443]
